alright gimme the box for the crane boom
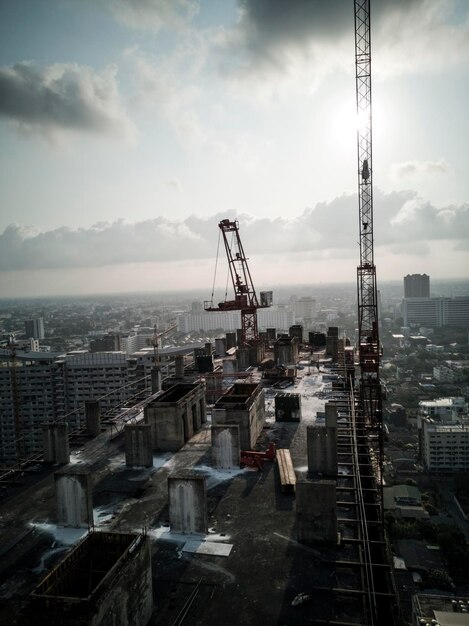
[355,0,382,425]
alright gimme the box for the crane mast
[205,219,270,346]
[355,0,382,426]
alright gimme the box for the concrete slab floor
[0,369,365,625]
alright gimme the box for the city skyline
[1,0,469,297]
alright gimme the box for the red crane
[205,219,271,346]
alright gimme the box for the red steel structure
[205,219,271,346]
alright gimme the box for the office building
[402,297,469,327]
[404,274,430,298]
[24,317,45,340]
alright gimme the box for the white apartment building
[402,297,469,327]
[177,307,294,334]
[59,351,129,424]
[433,366,456,383]
[0,350,130,462]
[420,418,469,472]
[418,397,467,422]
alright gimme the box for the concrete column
[225,332,237,350]
[43,422,70,464]
[307,425,337,476]
[296,479,337,544]
[55,468,93,528]
[215,337,226,356]
[175,355,184,379]
[85,400,100,437]
[151,366,162,393]
[200,396,207,424]
[325,403,338,428]
[168,474,207,535]
[124,424,153,467]
[211,425,240,469]
[236,347,250,370]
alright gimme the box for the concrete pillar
[124,424,153,467]
[85,400,100,437]
[175,355,184,379]
[215,337,226,356]
[296,479,337,544]
[307,425,337,476]
[168,474,207,535]
[43,422,70,464]
[325,403,338,428]
[211,425,240,469]
[55,468,93,528]
[236,347,250,370]
[225,332,236,350]
[151,366,162,393]
[223,358,237,374]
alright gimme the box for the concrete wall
[27,532,153,626]
[274,336,299,365]
[124,424,153,467]
[85,400,101,437]
[55,469,93,528]
[168,475,207,535]
[236,347,250,370]
[275,393,301,422]
[325,403,338,428]
[296,479,337,544]
[43,422,69,464]
[151,366,162,392]
[211,425,240,469]
[144,383,205,451]
[307,425,337,476]
[212,384,265,450]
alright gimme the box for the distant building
[418,396,467,421]
[294,297,316,322]
[420,418,469,472]
[24,318,44,340]
[177,307,294,334]
[402,297,469,327]
[404,273,430,298]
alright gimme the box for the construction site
[0,2,411,625]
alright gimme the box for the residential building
[177,306,294,334]
[420,417,469,472]
[402,296,469,327]
[418,396,467,421]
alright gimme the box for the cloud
[1,190,468,271]
[111,0,198,32]
[216,0,469,88]
[0,62,135,140]
[391,159,450,179]
[124,47,207,146]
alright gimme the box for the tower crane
[354,0,383,429]
[205,219,271,346]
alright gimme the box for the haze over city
[1,0,469,297]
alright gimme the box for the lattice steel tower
[355,0,383,426]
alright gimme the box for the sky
[0,0,468,298]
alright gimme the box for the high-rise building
[24,317,45,340]
[402,297,469,327]
[404,274,430,298]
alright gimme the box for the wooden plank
[277,448,296,492]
